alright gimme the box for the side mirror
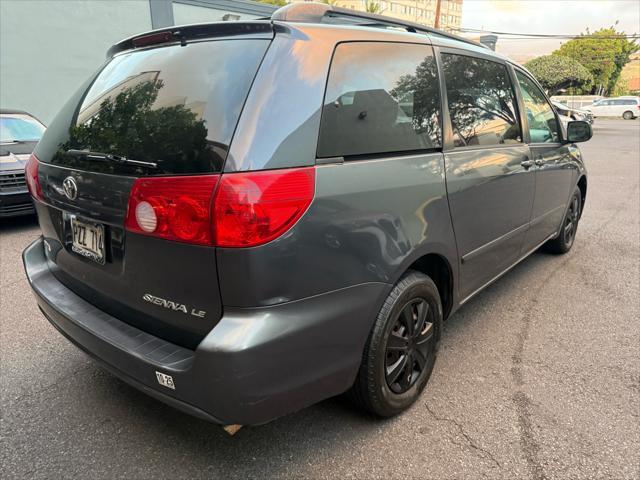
[566,120,592,143]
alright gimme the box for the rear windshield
[47,39,268,175]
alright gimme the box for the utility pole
[434,0,442,28]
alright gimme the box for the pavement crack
[3,364,90,408]
[424,402,503,470]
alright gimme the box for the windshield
[0,114,45,143]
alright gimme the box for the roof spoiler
[106,21,274,58]
[271,2,487,49]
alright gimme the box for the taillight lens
[25,154,44,201]
[213,167,315,247]
[124,167,315,247]
[125,175,220,245]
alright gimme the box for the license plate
[71,216,105,264]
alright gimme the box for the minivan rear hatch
[32,26,272,348]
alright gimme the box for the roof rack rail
[271,2,487,49]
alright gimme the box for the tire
[349,270,443,417]
[622,110,634,120]
[544,186,582,254]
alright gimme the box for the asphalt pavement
[1,119,638,479]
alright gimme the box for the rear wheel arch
[403,253,454,320]
[577,175,587,217]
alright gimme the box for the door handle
[534,157,545,166]
[521,159,534,169]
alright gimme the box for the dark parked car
[23,3,591,429]
[1,109,46,217]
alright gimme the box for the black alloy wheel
[544,186,582,254]
[385,298,435,394]
[349,270,442,417]
[563,194,580,249]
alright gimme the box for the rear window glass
[49,39,268,175]
[318,42,441,158]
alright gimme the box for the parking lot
[1,119,638,479]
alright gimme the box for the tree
[254,0,287,6]
[60,80,218,174]
[364,1,383,14]
[554,27,639,95]
[524,55,592,95]
[612,78,630,96]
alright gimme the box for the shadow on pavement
[0,214,38,234]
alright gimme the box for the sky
[461,0,640,62]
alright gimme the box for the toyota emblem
[62,176,78,201]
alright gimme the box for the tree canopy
[553,28,638,95]
[524,55,593,95]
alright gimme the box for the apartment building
[333,0,463,32]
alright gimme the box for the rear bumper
[23,237,388,425]
[0,190,34,217]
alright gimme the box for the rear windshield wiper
[66,149,158,169]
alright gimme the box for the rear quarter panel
[217,153,458,307]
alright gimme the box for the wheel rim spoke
[387,332,409,351]
[413,347,428,371]
[402,303,415,336]
[414,301,429,338]
[564,222,573,236]
[386,354,409,385]
[398,352,413,390]
[416,321,434,346]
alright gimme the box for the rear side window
[318,42,441,158]
[442,53,521,147]
[515,71,560,143]
[49,39,269,175]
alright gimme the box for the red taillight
[213,167,315,247]
[25,154,44,201]
[125,175,220,245]
[124,167,316,247]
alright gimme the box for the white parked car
[552,101,594,129]
[586,97,640,120]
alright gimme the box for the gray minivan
[23,3,591,429]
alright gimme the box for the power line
[452,27,640,40]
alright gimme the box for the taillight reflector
[213,167,315,247]
[25,154,44,201]
[125,175,220,245]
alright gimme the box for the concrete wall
[174,3,261,24]
[0,0,276,125]
[0,0,153,124]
